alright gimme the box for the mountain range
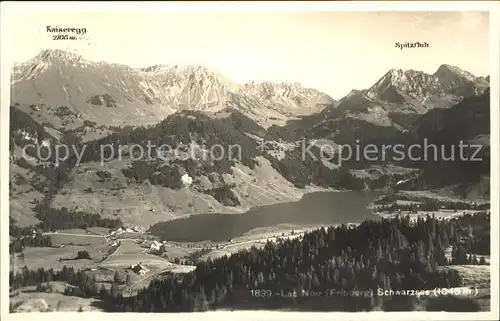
[11,49,334,132]
[268,64,489,142]
[9,49,490,228]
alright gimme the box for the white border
[1,1,499,321]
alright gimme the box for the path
[43,232,104,238]
[221,232,304,250]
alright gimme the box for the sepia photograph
[1,1,498,320]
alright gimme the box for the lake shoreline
[150,190,383,242]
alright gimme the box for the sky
[4,9,490,99]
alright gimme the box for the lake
[150,191,382,242]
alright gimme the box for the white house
[150,241,162,252]
[181,173,193,187]
[396,178,411,186]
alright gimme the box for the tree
[451,246,468,265]
[76,250,91,260]
[193,288,209,312]
[99,284,108,298]
[86,280,99,297]
[113,270,126,284]
[110,282,120,298]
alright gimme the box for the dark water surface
[150,191,382,242]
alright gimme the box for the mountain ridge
[11,49,335,129]
[267,62,489,143]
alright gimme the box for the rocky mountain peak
[36,49,84,62]
[366,68,439,103]
[434,64,477,82]
[240,81,334,104]
[433,64,488,96]
[32,49,93,69]
[365,64,488,105]
[12,49,93,83]
[141,64,234,88]
[140,64,171,73]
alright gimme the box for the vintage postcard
[1,1,498,321]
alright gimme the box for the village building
[150,240,162,252]
[130,263,149,275]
